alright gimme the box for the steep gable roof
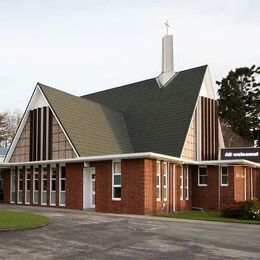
[39,83,134,156]
[83,65,207,157]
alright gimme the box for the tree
[0,113,8,145]
[216,65,260,144]
[0,110,22,148]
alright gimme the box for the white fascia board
[1,152,197,167]
[197,159,260,168]
[37,86,79,158]
[2,152,258,168]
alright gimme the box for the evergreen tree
[217,65,260,144]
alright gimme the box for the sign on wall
[221,148,260,163]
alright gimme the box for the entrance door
[0,171,4,202]
[83,167,95,209]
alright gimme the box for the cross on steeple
[165,19,170,35]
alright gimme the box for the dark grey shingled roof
[39,83,134,156]
[83,65,207,157]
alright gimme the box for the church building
[0,32,259,214]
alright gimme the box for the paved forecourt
[0,205,259,259]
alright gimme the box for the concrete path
[0,204,259,259]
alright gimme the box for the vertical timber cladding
[200,97,219,160]
[30,107,52,161]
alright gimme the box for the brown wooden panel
[33,109,37,161]
[215,101,219,159]
[43,107,47,161]
[29,110,33,161]
[201,97,205,160]
[37,108,41,161]
[48,109,53,160]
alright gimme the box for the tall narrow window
[221,166,228,186]
[50,166,56,206]
[156,161,161,201]
[33,168,39,204]
[112,161,121,200]
[10,169,16,203]
[163,162,168,201]
[17,168,24,204]
[184,165,189,200]
[59,165,66,206]
[41,167,47,205]
[25,168,31,205]
[198,166,207,186]
[180,166,184,200]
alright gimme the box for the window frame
[184,165,189,200]
[180,166,184,200]
[221,166,229,187]
[163,162,168,201]
[156,161,161,201]
[25,167,31,205]
[50,165,57,206]
[59,164,66,206]
[112,160,121,201]
[33,167,39,205]
[10,168,16,203]
[198,166,208,187]
[41,166,47,206]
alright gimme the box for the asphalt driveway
[0,205,259,259]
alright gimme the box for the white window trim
[10,168,15,203]
[41,167,47,206]
[112,160,121,201]
[156,161,161,201]
[25,167,31,205]
[33,167,39,205]
[17,167,23,205]
[163,162,168,201]
[180,166,184,200]
[221,166,229,187]
[59,164,66,206]
[50,166,56,206]
[198,166,208,187]
[184,166,189,200]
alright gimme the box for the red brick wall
[3,169,10,203]
[66,162,84,209]
[93,159,151,215]
[233,166,245,202]
[192,166,221,210]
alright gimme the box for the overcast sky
[0,0,259,112]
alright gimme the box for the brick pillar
[3,169,11,204]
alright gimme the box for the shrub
[221,200,260,220]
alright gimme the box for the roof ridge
[38,82,124,114]
[82,77,157,98]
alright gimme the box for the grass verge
[0,210,49,230]
[159,211,260,225]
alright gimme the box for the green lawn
[159,211,260,225]
[0,210,49,230]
